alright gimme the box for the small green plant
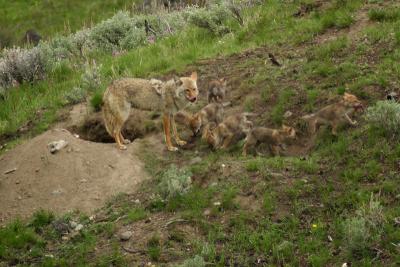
[368,8,400,22]
[147,235,161,261]
[30,210,55,232]
[365,100,400,139]
[63,86,87,105]
[81,61,102,92]
[342,195,385,258]
[271,88,294,125]
[158,165,192,199]
[125,207,148,223]
[90,91,103,112]
[178,255,206,267]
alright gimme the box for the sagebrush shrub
[1,46,50,86]
[0,0,255,91]
[365,100,400,139]
[186,3,231,35]
[342,195,385,258]
[158,165,192,199]
[81,61,102,91]
[89,11,134,52]
[343,216,370,255]
[178,255,206,267]
[63,87,87,105]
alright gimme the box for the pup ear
[174,75,183,86]
[191,71,198,81]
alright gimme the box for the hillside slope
[1,0,400,266]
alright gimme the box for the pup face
[180,72,199,103]
[281,125,296,139]
[210,78,227,102]
[343,93,363,110]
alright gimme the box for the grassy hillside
[0,0,140,47]
[1,0,400,266]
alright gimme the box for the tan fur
[243,125,296,156]
[302,93,363,136]
[208,78,227,103]
[102,72,199,151]
[203,113,254,149]
[174,103,224,136]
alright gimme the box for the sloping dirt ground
[0,128,150,224]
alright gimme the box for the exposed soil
[0,4,376,226]
[0,128,150,224]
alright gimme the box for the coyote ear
[191,71,198,81]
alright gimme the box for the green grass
[2,0,400,266]
[0,0,141,47]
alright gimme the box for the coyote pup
[102,72,199,151]
[174,103,224,136]
[242,125,296,156]
[302,93,363,136]
[203,113,254,149]
[208,78,227,103]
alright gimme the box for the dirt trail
[0,128,149,224]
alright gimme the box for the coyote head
[343,93,363,111]
[176,72,199,103]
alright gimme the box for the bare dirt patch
[0,128,149,224]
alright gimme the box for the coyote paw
[123,139,131,144]
[176,140,187,146]
[167,146,179,152]
[118,145,127,150]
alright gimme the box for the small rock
[134,199,140,204]
[394,217,400,225]
[17,196,22,200]
[61,236,69,241]
[284,111,293,118]
[79,179,88,183]
[213,201,221,206]
[328,235,333,242]
[221,164,226,168]
[70,221,78,229]
[203,209,211,216]
[89,215,95,221]
[48,140,68,154]
[189,156,202,165]
[75,224,84,231]
[35,168,40,173]
[342,263,348,267]
[15,180,20,184]
[119,231,133,241]
[73,134,80,138]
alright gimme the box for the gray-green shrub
[158,165,192,199]
[365,100,400,139]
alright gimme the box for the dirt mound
[0,128,149,224]
[58,104,162,143]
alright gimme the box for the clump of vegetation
[365,100,400,139]
[342,195,385,258]
[178,255,206,267]
[158,165,192,199]
[0,46,51,88]
[0,1,245,93]
[81,61,102,92]
[90,91,103,111]
[147,235,161,261]
[368,8,400,22]
[64,86,87,105]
